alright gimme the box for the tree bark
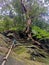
[21,0,32,39]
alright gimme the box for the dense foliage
[32,26,49,39]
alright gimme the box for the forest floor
[0,33,49,65]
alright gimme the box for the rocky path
[0,54,26,65]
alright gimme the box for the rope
[1,42,14,65]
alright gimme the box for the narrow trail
[0,32,49,65]
[0,55,26,65]
[0,33,26,65]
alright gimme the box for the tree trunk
[24,18,32,39]
[21,0,32,39]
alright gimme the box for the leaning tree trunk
[21,0,32,39]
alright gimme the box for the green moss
[13,46,26,54]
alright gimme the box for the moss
[13,46,27,54]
